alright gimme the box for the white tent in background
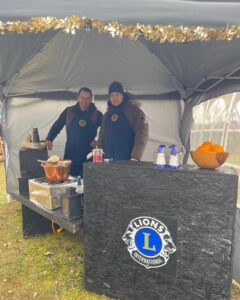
[1,0,240,189]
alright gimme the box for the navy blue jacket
[46,103,102,176]
[99,96,148,160]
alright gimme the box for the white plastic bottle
[154,145,166,168]
[169,145,179,169]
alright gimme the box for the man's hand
[45,140,53,150]
[90,140,96,148]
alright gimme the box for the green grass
[0,162,239,299]
[0,162,111,300]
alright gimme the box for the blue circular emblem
[135,228,162,257]
[122,216,176,269]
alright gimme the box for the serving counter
[83,161,238,300]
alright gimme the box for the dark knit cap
[108,81,124,95]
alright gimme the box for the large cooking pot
[41,160,72,182]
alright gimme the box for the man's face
[109,92,123,107]
[78,91,92,111]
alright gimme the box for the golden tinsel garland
[1,16,240,42]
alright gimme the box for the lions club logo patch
[111,114,118,122]
[122,216,176,269]
[79,119,86,127]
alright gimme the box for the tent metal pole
[222,92,236,150]
[2,72,19,97]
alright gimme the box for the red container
[92,148,103,163]
[41,160,72,182]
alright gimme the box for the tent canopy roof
[2,0,240,193]
[1,0,240,102]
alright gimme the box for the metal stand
[12,193,83,238]
[22,205,52,238]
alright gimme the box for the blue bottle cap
[169,145,177,155]
[157,145,165,153]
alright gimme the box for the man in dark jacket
[98,82,148,161]
[46,87,103,176]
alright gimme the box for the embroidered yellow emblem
[79,120,86,127]
[111,114,118,122]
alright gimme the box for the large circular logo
[79,119,86,127]
[111,114,118,122]
[135,227,162,257]
[122,216,176,269]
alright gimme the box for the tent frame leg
[22,205,52,238]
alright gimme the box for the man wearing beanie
[98,81,148,161]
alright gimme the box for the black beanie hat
[108,81,124,95]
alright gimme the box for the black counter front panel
[83,162,238,300]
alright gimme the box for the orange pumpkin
[202,141,212,146]
[196,146,208,152]
[210,144,224,152]
[196,141,225,153]
[196,141,213,152]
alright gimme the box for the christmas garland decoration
[1,16,240,43]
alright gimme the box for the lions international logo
[122,216,176,269]
[79,120,86,127]
[111,114,118,122]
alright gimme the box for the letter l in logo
[143,232,156,251]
